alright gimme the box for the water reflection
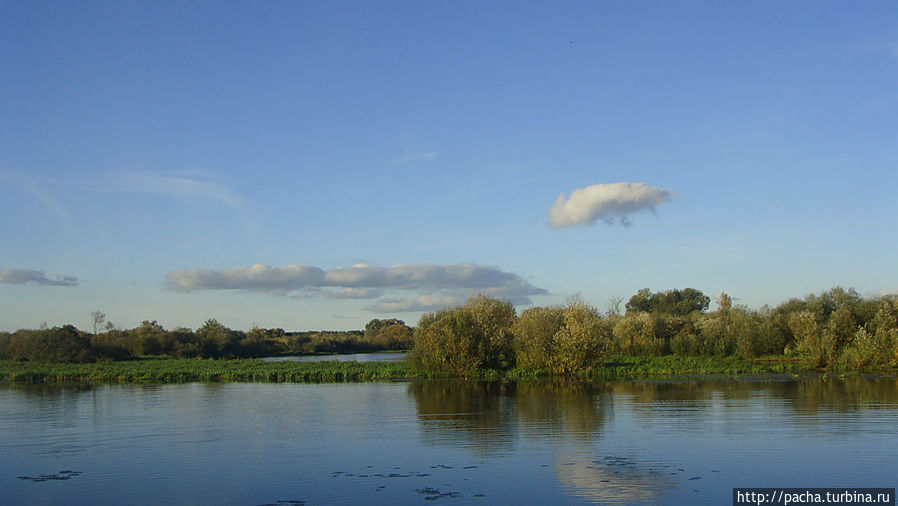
[3,377,897,505]
[408,377,898,504]
[554,453,676,505]
[408,380,517,455]
[513,381,610,441]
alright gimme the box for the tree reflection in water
[407,377,898,504]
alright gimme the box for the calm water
[2,377,897,505]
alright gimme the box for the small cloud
[393,152,440,165]
[548,182,672,229]
[95,170,244,207]
[870,289,898,298]
[0,268,78,286]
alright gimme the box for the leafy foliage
[410,296,516,373]
[625,288,710,316]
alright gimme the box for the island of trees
[1,287,897,379]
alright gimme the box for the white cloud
[548,182,672,229]
[0,268,78,286]
[365,295,462,313]
[870,289,898,298]
[95,171,244,207]
[166,264,326,292]
[322,288,384,299]
[165,263,548,310]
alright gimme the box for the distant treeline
[410,288,898,374]
[0,318,413,362]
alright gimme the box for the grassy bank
[0,355,854,384]
[0,358,430,383]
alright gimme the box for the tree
[513,299,609,373]
[132,320,167,355]
[513,306,565,369]
[718,293,733,310]
[410,295,516,373]
[410,307,485,373]
[551,300,608,373]
[195,318,242,358]
[364,318,413,350]
[464,295,516,368]
[625,288,653,313]
[625,288,710,316]
[91,310,106,336]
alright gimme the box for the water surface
[2,377,896,504]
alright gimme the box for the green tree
[410,295,516,373]
[512,306,565,369]
[551,300,608,373]
[195,318,242,358]
[410,307,485,373]
[364,318,413,350]
[464,295,516,368]
[625,288,709,316]
[132,320,167,355]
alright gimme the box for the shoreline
[3,355,894,385]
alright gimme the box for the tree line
[0,317,413,362]
[410,288,898,373]
[2,287,896,373]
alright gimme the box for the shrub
[612,312,664,356]
[550,300,608,374]
[512,306,565,369]
[410,295,516,373]
[410,307,485,373]
[789,310,825,366]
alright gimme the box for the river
[2,376,897,505]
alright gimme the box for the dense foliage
[0,318,413,363]
[409,295,515,373]
[410,288,898,374]
[2,287,896,376]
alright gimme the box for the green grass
[0,358,441,383]
[0,355,840,384]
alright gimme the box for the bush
[410,295,516,373]
[8,325,95,362]
[839,299,898,369]
[410,307,486,373]
[789,310,825,366]
[550,300,608,373]
[612,312,664,356]
[512,306,565,369]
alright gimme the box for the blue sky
[2,1,896,332]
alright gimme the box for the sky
[1,1,896,332]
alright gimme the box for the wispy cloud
[0,268,78,286]
[165,262,547,312]
[548,182,672,229]
[0,170,75,229]
[94,170,244,207]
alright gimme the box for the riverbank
[2,354,878,384]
